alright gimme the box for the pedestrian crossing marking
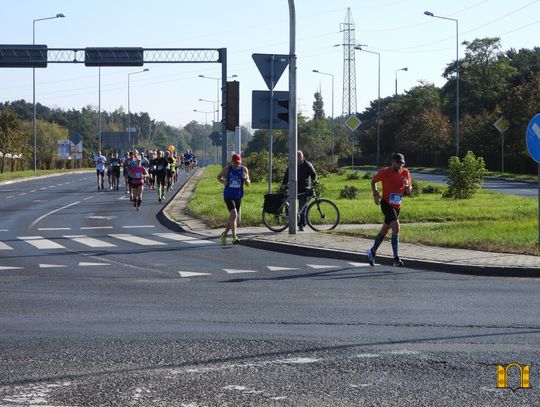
[153,233,215,245]
[223,268,257,274]
[0,266,23,270]
[267,266,299,271]
[79,262,111,266]
[64,235,117,248]
[306,264,339,269]
[17,236,65,250]
[108,234,166,246]
[178,271,211,278]
[348,262,370,267]
[39,264,67,268]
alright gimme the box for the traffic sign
[252,53,289,90]
[493,116,509,134]
[344,114,362,132]
[526,114,540,164]
[251,90,289,129]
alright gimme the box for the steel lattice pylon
[341,8,356,116]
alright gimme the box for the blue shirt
[224,165,244,200]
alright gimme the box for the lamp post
[194,109,213,166]
[394,67,408,100]
[312,69,335,158]
[127,68,149,150]
[424,11,460,157]
[33,13,65,171]
[198,98,218,122]
[198,74,238,123]
[354,45,381,166]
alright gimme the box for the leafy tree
[0,110,30,172]
[443,151,487,199]
[312,91,325,121]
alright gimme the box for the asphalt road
[0,171,539,406]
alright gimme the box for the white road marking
[0,266,23,270]
[348,262,370,267]
[123,225,155,229]
[79,262,111,266]
[6,195,15,198]
[30,189,37,193]
[29,200,81,228]
[223,268,257,274]
[306,264,339,269]
[39,264,67,268]
[18,236,65,250]
[39,187,47,190]
[83,196,94,201]
[267,266,299,271]
[0,229,8,232]
[32,200,47,203]
[108,234,166,246]
[49,185,55,188]
[80,226,113,230]
[153,233,214,245]
[64,235,116,248]
[86,215,115,220]
[178,271,211,278]
[38,227,71,231]
[18,193,27,196]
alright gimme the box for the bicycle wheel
[262,202,289,232]
[306,198,340,231]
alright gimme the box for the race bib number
[229,178,242,189]
[389,193,403,205]
[157,165,164,171]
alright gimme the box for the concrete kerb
[0,169,93,186]
[161,167,540,278]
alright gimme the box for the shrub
[362,172,373,180]
[408,181,422,197]
[422,184,442,194]
[314,181,327,197]
[337,168,346,176]
[346,171,360,180]
[339,185,359,199]
[443,151,487,199]
[318,168,330,178]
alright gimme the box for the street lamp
[127,68,149,150]
[33,13,65,171]
[198,98,218,122]
[424,10,460,156]
[354,45,382,166]
[312,69,335,158]
[194,109,213,165]
[198,74,238,123]
[395,67,408,99]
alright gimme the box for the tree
[0,110,30,172]
[312,91,325,121]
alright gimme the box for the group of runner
[94,149,197,210]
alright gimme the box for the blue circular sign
[526,114,540,164]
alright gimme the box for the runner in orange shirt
[367,153,412,267]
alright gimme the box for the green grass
[0,168,90,182]
[187,165,539,255]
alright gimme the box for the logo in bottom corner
[497,363,531,391]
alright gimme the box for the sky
[1,0,539,131]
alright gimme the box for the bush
[422,184,442,194]
[318,168,330,178]
[339,185,359,199]
[362,172,373,180]
[337,168,346,176]
[346,171,360,180]
[408,181,422,197]
[243,151,287,183]
[443,151,487,199]
[314,181,327,197]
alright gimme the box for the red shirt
[373,167,412,208]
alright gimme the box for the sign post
[344,114,362,168]
[252,53,289,193]
[525,113,540,246]
[493,116,509,172]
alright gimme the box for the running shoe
[232,235,240,245]
[367,248,375,267]
[393,258,404,267]
[220,232,227,245]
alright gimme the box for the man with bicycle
[282,150,317,231]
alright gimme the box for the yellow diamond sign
[344,114,362,132]
[493,116,509,134]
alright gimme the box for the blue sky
[2,0,539,129]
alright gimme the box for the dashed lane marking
[38,227,71,231]
[223,268,258,274]
[0,266,23,270]
[39,264,67,268]
[80,226,113,230]
[348,262,370,267]
[178,271,212,278]
[79,262,111,266]
[123,225,155,229]
[267,266,299,271]
[306,264,339,269]
[17,236,65,250]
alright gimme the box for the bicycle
[262,186,340,232]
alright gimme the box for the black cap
[391,153,405,165]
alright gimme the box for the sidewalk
[161,168,540,277]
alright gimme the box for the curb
[159,167,540,278]
[0,170,93,186]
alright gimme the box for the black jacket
[282,160,317,193]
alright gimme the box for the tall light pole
[33,13,65,171]
[127,68,149,151]
[394,67,408,100]
[312,69,335,158]
[198,98,218,122]
[354,45,381,166]
[424,11,460,157]
[194,109,213,166]
[288,0,298,235]
[198,74,237,123]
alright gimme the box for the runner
[140,152,150,187]
[148,151,156,190]
[110,152,122,190]
[184,150,194,173]
[129,156,149,211]
[94,150,107,190]
[217,153,251,245]
[154,150,169,202]
[106,152,114,189]
[122,152,131,193]
[165,151,176,192]
[367,153,412,267]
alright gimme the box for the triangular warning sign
[252,53,289,90]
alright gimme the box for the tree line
[245,37,540,173]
